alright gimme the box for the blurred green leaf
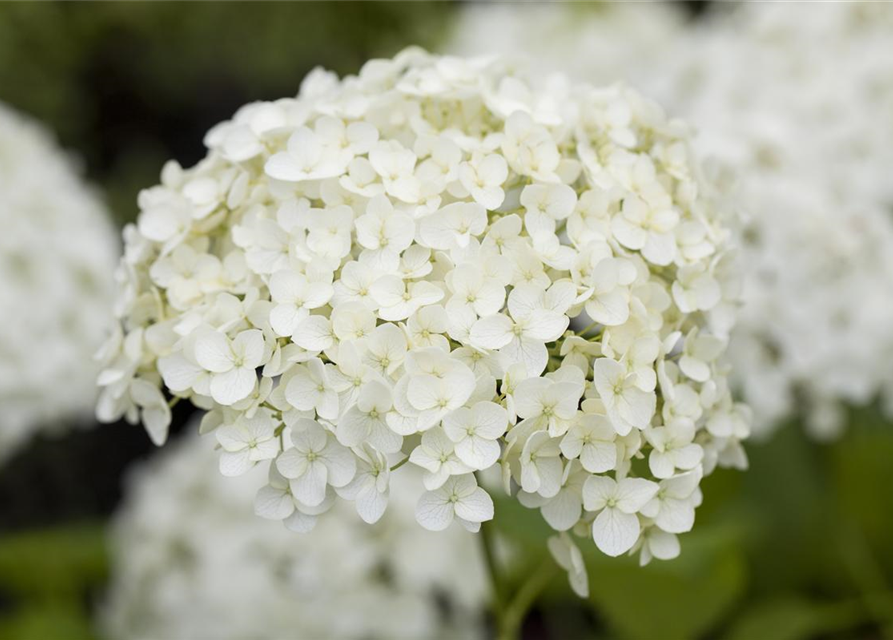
[725,597,864,640]
[0,523,107,599]
[0,602,96,640]
[583,528,746,640]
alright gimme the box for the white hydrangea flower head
[646,3,893,439]
[97,48,750,593]
[0,102,118,464]
[102,429,486,640]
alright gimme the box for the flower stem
[578,319,600,338]
[478,516,505,614]
[389,456,410,472]
[499,556,558,640]
[477,513,556,640]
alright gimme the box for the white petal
[647,529,681,560]
[649,450,676,479]
[293,316,333,351]
[255,486,294,520]
[157,354,202,392]
[454,487,494,524]
[210,368,256,405]
[541,489,582,531]
[473,402,509,439]
[470,314,514,350]
[356,486,389,524]
[323,443,357,487]
[219,450,253,477]
[656,497,696,534]
[580,441,617,474]
[289,461,328,507]
[283,509,318,533]
[455,437,501,470]
[415,492,454,531]
[336,407,371,447]
[592,508,641,557]
[616,478,659,513]
[284,371,319,411]
[523,309,568,341]
[194,331,233,373]
[582,475,615,511]
[586,290,629,326]
[617,387,656,430]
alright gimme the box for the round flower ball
[97,48,750,588]
[102,427,486,640]
[0,102,118,464]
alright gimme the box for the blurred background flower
[102,426,486,640]
[450,2,893,440]
[0,3,892,640]
[0,102,118,466]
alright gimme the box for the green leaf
[0,523,107,599]
[0,603,97,640]
[583,528,746,640]
[725,597,863,640]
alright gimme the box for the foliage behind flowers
[0,102,118,465]
[0,2,456,227]
[102,427,486,640]
[96,47,750,591]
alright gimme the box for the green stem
[478,515,505,615]
[476,508,556,640]
[578,320,600,338]
[841,524,893,640]
[499,557,558,640]
[389,456,410,472]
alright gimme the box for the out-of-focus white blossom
[450,3,893,440]
[449,3,684,88]
[647,3,893,438]
[102,429,486,640]
[97,48,749,593]
[0,103,117,463]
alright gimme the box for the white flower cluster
[97,48,749,590]
[102,428,486,640]
[0,102,118,464]
[645,3,893,438]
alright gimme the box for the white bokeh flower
[0,103,118,464]
[103,431,487,640]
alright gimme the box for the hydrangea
[0,102,118,464]
[102,427,486,640]
[644,3,893,438]
[97,48,750,592]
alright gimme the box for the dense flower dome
[647,3,893,438]
[97,48,750,589]
[0,102,118,464]
[102,428,486,640]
